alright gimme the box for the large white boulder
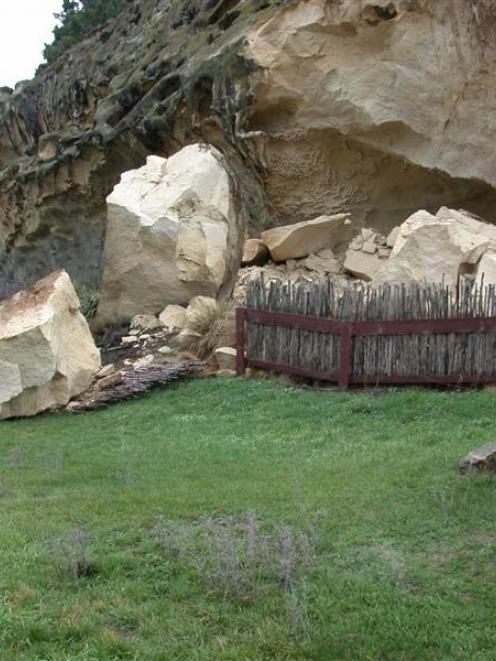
[0,271,101,419]
[374,208,496,287]
[95,145,243,328]
[260,214,351,262]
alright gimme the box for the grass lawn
[1,378,496,659]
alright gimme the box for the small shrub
[44,528,98,578]
[6,447,25,469]
[33,447,65,480]
[153,510,320,637]
[74,283,99,321]
[181,300,234,359]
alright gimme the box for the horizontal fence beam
[244,308,496,336]
[354,317,496,336]
[245,309,351,334]
[245,360,496,387]
[247,359,340,383]
[350,374,496,385]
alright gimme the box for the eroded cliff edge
[1,0,496,290]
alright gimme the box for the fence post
[235,308,247,377]
[338,326,352,390]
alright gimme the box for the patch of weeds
[0,479,9,498]
[433,485,470,521]
[6,447,26,469]
[33,446,64,479]
[74,283,100,321]
[115,456,135,484]
[44,528,98,579]
[153,510,320,638]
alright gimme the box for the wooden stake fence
[235,276,496,388]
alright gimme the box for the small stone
[139,334,151,340]
[216,369,237,378]
[130,314,160,332]
[300,253,341,274]
[95,372,122,391]
[121,336,137,345]
[316,248,335,260]
[344,248,383,280]
[96,364,116,379]
[133,354,155,369]
[242,239,269,267]
[361,228,376,242]
[159,304,187,334]
[377,247,391,259]
[215,347,237,371]
[158,345,175,355]
[460,443,496,474]
[361,240,377,255]
[286,259,297,272]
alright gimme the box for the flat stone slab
[459,443,496,474]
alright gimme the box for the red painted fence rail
[235,307,496,389]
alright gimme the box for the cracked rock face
[94,144,245,328]
[1,0,496,293]
[244,0,496,228]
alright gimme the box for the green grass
[1,379,496,659]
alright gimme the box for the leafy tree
[43,0,127,65]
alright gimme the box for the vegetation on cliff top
[43,0,127,65]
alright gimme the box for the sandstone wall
[244,0,496,231]
[1,0,496,290]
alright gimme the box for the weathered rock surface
[0,270,100,419]
[245,0,496,233]
[344,250,383,281]
[176,295,220,348]
[374,208,496,286]
[460,443,496,474]
[94,145,244,327]
[299,251,341,276]
[477,252,496,287]
[386,227,401,249]
[242,239,270,267]
[4,0,496,291]
[261,214,351,262]
[130,314,160,332]
[159,305,187,335]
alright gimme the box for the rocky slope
[1,0,496,291]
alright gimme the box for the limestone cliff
[1,0,496,291]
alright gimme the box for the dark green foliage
[74,282,99,320]
[43,0,127,65]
